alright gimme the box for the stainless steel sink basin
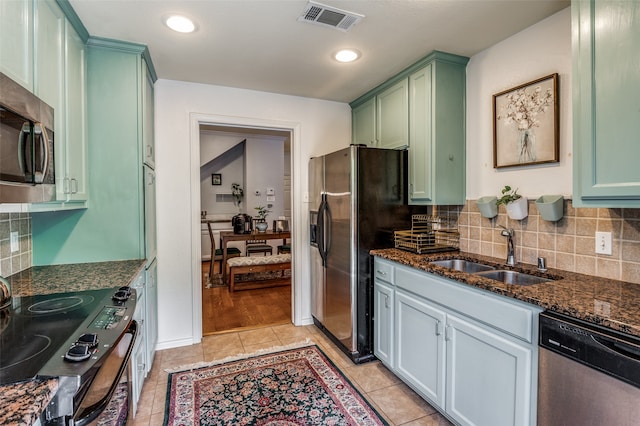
[429,259,497,273]
[475,270,551,286]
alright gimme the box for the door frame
[189,112,302,341]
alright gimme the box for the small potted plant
[254,205,271,232]
[496,185,528,220]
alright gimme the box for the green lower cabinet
[445,314,532,426]
[374,257,540,426]
[373,280,394,368]
[395,289,445,407]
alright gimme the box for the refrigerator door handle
[317,194,328,266]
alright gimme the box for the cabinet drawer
[373,258,394,284]
[396,265,538,343]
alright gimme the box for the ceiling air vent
[298,1,364,32]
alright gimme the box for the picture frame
[211,173,222,185]
[493,73,559,168]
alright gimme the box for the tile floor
[130,323,453,425]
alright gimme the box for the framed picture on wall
[493,73,559,168]
[212,173,222,185]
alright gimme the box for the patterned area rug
[164,345,388,425]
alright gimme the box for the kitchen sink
[429,259,497,273]
[475,270,551,286]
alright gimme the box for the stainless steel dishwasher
[538,311,640,425]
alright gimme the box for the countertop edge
[371,248,640,338]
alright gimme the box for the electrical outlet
[10,232,19,253]
[595,231,612,255]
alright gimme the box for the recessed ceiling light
[334,49,360,63]
[164,15,196,33]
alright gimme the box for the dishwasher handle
[591,335,640,362]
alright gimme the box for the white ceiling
[69,0,569,103]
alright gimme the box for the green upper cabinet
[352,97,376,146]
[0,0,89,210]
[32,38,156,264]
[377,79,409,149]
[409,56,467,205]
[142,61,155,168]
[63,19,88,201]
[351,51,468,205]
[572,0,640,207]
[352,79,409,149]
[33,0,88,205]
[0,0,33,91]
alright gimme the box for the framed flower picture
[211,173,222,185]
[493,73,559,168]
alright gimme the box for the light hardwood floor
[201,260,292,334]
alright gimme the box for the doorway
[198,124,293,335]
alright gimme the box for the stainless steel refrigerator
[309,145,414,363]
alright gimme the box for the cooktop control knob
[64,344,92,362]
[76,333,98,348]
[112,289,130,302]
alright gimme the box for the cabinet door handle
[435,320,441,336]
[384,295,390,309]
[63,177,70,194]
[445,324,452,341]
[376,270,387,277]
[71,178,78,194]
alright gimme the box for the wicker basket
[394,215,459,254]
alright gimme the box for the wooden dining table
[220,229,291,282]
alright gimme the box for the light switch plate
[10,231,19,253]
[595,231,612,255]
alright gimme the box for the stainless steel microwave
[0,72,56,203]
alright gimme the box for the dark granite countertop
[371,248,640,338]
[8,259,146,297]
[0,259,146,425]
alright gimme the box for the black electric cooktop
[0,288,113,385]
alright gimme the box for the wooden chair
[246,220,273,256]
[204,221,240,277]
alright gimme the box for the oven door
[72,320,138,426]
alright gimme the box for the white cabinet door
[34,0,64,125]
[352,97,376,147]
[63,19,88,201]
[395,289,446,408]
[446,314,532,426]
[142,59,155,168]
[130,331,146,418]
[408,64,433,202]
[0,0,33,90]
[145,259,158,373]
[144,166,157,263]
[376,79,408,149]
[373,280,394,368]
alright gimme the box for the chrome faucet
[498,225,516,266]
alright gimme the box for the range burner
[28,295,93,314]
[0,334,51,371]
